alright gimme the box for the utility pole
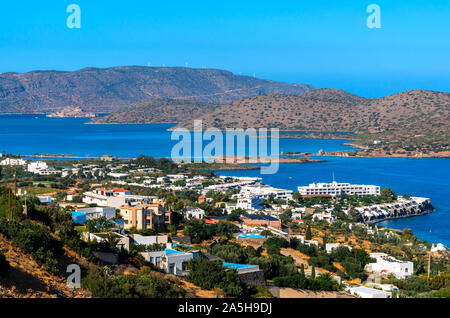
[23,190,28,218]
[428,252,431,279]
[13,171,17,217]
[8,187,11,221]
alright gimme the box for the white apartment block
[0,158,27,166]
[236,194,263,210]
[27,161,59,175]
[28,161,48,173]
[82,188,154,208]
[366,253,413,279]
[297,181,380,196]
[240,185,293,201]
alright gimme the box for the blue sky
[0,0,449,97]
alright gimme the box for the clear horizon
[0,0,449,98]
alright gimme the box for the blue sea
[0,115,354,158]
[1,114,449,246]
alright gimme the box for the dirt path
[280,248,310,268]
[176,278,223,298]
[269,287,356,298]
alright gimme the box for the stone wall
[238,270,265,287]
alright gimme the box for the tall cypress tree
[305,226,312,240]
[311,265,316,279]
[322,235,328,251]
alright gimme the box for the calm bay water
[1,115,449,246]
[0,115,355,157]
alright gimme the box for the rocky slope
[89,98,218,124]
[173,89,449,133]
[0,234,90,298]
[171,88,449,156]
[0,66,314,113]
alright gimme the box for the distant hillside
[0,66,314,113]
[172,89,450,156]
[173,89,449,133]
[89,98,218,124]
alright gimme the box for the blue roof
[165,248,183,255]
[70,211,86,216]
[223,262,258,269]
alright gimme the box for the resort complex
[297,181,381,196]
[0,155,447,300]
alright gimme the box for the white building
[346,286,392,298]
[355,197,431,223]
[82,232,130,251]
[431,243,447,252]
[27,161,59,175]
[366,253,413,279]
[297,181,380,196]
[107,172,129,178]
[140,248,194,275]
[325,243,352,254]
[75,207,116,220]
[240,185,293,201]
[28,161,48,173]
[236,194,263,210]
[312,212,335,223]
[37,196,53,205]
[157,177,170,183]
[132,234,169,246]
[167,174,186,179]
[0,158,27,166]
[290,234,305,243]
[185,207,205,219]
[304,239,319,246]
[82,188,155,208]
[291,212,303,221]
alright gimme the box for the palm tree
[105,232,120,252]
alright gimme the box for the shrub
[186,257,245,297]
[0,218,62,274]
[393,276,430,293]
[273,273,339,291]
[251,285,273,298]
[431,288,450,298]
[82,266,186,298]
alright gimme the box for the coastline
[363,207,434,225]
[83,120,450,159]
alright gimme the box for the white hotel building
[297,181,380,196]
[240,185,293,201]
[366,253,414,279]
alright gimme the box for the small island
[46,106,96,118]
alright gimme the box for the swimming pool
[237,233,265,239]
[223,262,259,269]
